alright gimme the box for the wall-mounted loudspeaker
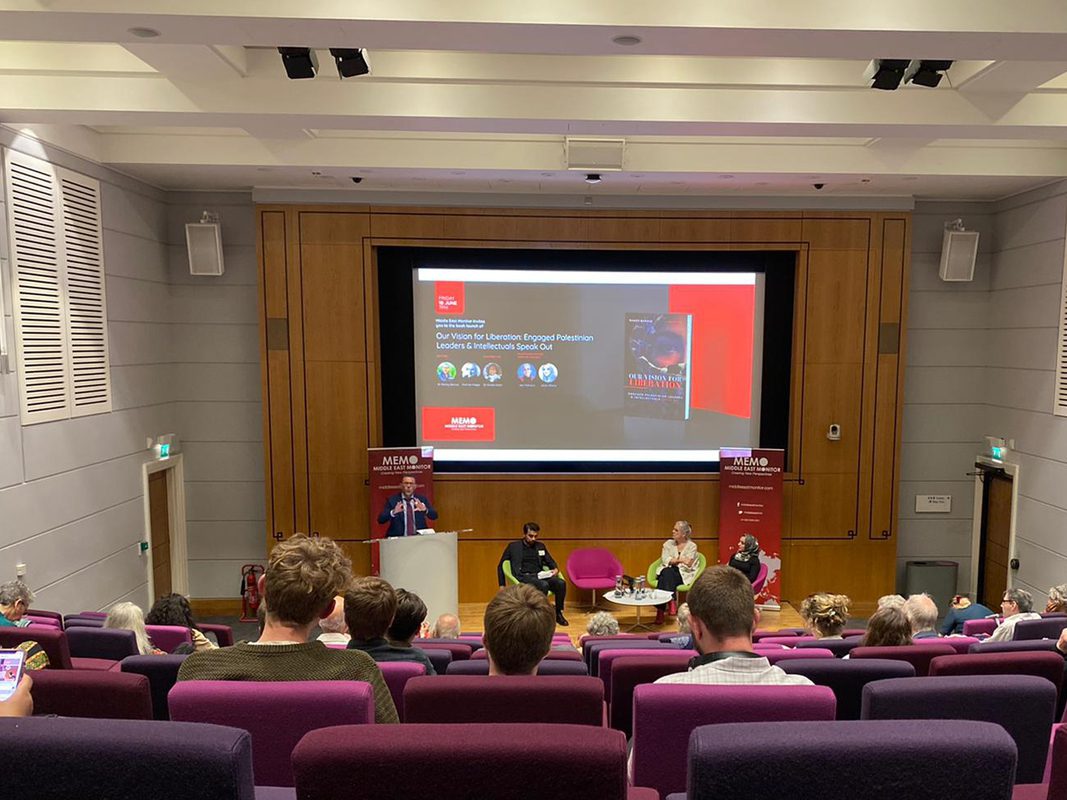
[939,227,979,282]
[186,213,225,276]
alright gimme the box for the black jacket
[497,540,557,586]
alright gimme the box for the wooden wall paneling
[798,363,863,474]
[788,247,809,475]
[800,215,872,250]
[803,249,869,365]
[855,219,883,542]
[729,217,804,242]
[364,239,383,447]
[286,210,310,534]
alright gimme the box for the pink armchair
[566,547,624,609]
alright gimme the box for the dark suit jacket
[377,493,438,537]
[497,540,558,586]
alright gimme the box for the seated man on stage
[377,475,438,538]
[497,522,568,626]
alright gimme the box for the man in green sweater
[178,534,398,724]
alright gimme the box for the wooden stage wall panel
[255,206,910,610]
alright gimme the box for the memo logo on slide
[435,282,465,314]
[422,406,495,441]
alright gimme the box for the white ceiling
[3,1,1067,200]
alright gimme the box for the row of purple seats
[0,625,116,670]
[470,646,581,662]
[29,668,153,719]
[414,640,472,660]
[447,659,587,676]
[403,675,603,727]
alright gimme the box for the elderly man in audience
[903,593,940,639]
[877,594,906,611]
[431,612,461,639]
[483,584,555,676]
[585,611,620,637]
[655,565,812,686]
[0,581,33,627]
[178,534,397,723]
[316,595,350,645]
[987,588,1042,642]
[346,578,436,675]
[940,593,994,636]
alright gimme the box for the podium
[377,532,458,625]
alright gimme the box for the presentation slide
[413,268,765,464]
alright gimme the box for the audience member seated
[384,588,436,675]
[0,581,34,627]
[431,613,461,639]
[346,578,436,675]
[800,592,851,639]
[903,593,939,639]
[877,594,906,610]
[483,584,555,676]
[654,565,812,687]
[177,534,398,724]
[316,595,349,645]
[145,593,217,652]
[655,520,700,624]
[0,673,32,718]
[1046,583,1067,614]
[105,602,162,656]
[666,602,694,647]
[726,533,761,584]
[989,588,1042,642]
[586,611,619,637]
[940,593,994,636]
[859,607,912,647]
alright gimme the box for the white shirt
[987,611,1042,642]
[317,632,352,645]
[654,654,814,686]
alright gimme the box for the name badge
[538,550,546,557]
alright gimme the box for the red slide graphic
[668,284,755,418]
[422,406,496,441]
[435,281,465,314]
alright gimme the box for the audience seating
[445,658,588,676]
[841,628,867,638]
[971,640,1059,655]
[928,651,1065,697]
[597,648,696,698]
[78,611,107,618]
[673,719,1017,800]
[0,717,257,800]
[169,680,376,787]
[30,669,153,720]
[1015,617,1067,641]
[66,626,139,661]
[145,624,193,653]
[608,653,694,736]
[755,635,817,647]
[27,608,63,626]
[414,640,472,661]
[1019,723,1067,800]
[403,675,604,726]
[751,562,768,594]
[762,647,834,665]
[120,654,188,720]
[584,639,680,675]
[795,636,864,657]
[25,614,62,628]
[965,618,999,637]
[631,683,836,798]
[753,629,798,641]
[421,647,452,674]
[0,625,115,670]
[861,674,1055,783]
[198,623,234,647]
[376,661,426,721]
[292,723,658,800]
[470,646,581,661]
[421,636,481,651]
[62,616,104,628]
[778,657,916,720]
[850,643,956,676]
[913,635,980,655]
[566,547,625,608]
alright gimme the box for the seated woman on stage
[727,534,761,584]
[859,606,912,647]
[654,521,699,625]
[800,592,851,639]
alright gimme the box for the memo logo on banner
[718,448,784,608]
[435,282,465,314]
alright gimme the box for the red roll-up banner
[718,448,784,608]
[368,447,435,575]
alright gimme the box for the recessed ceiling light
[451,171,466,176]
[903,176,918,181]
[584,196,593,205]
[721,175,735,180]
[585,173,602,184]
[861,178,872,183]
[128,26,161,38]
[612,34,642,46]
[541,172,553,177]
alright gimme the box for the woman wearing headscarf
[727,534,761,584]
[654,521,698,625]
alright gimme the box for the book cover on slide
[624,312,692,420]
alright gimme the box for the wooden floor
[458,600,803,646]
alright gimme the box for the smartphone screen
[0,650,25,702]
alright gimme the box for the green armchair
[502,559,565,600]
[646,552,707,595]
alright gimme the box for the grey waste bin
[905,560,959,617]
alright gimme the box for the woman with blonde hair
[1046,584,1067,614]
[654,520,699,625]
[800,592,851,639]
[105,602,162,656]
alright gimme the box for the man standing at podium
[497,522,568,626]
[378,475,438,538]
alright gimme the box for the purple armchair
[0,717,255,799]
[680,719,1016,800]
[584,639,681,675]
[631,683,837,798]
[120,654,188,720]
[608,654,694,736]
[293,723,657,800]
[566,548,625,609]
[964,618,999,637]
[913,635,980,654]
[446,658,588,676]
[1015,617,1067,641]
[762,648,835,665]
[30,669,153,720]
[168,680,375,787]
[198,623,234,647]
[403,675,604,726]
[861,674,1055,783]
[66,627,139,661]
[794,636,864,658]
[0,625,115,670]
[778,657,916,720]
[751,562,769,594]
[414,640,472,661]
[850,643,956,676]
[145,624,193,653]
[928,651,1065,697]
[376,661,426,721]
[597,648,696,701]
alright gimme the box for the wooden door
[149,470,172,597]
[979,471,1012,609]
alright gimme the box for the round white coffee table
[606,589,674,632]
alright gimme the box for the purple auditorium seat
[0,625,115,670]
[913,635,980,654]
[631,683,837,798]
[417,647,452,674]
[778,657,916,720]
[25,615,61,628]
[1015,617,1067,641]
[964,618,999,637]
[584,639,680,675]
[414,640,472,661]
[421,636,481,651]
[66,627,139,661]
[762,648,834,665]
[470,646,581,661]
[63,616,105,628]
[794,636,864,657]
[683,719,1017,800]
[445,659,588,676]
[598,648,696,701]
[27,608,62,625]
[145,624,193,653]
[608,654,694,736]
[294,723,657,800]
[753,629,798,641]
[970,639,1059,655]
[376,661,426,721]
[0,717,256,800]
[120,654,188,720]
[30,669,153,720]
[756,635,817,647]
[928,651,1065,697]
[566,547,625,607]
[751,562,768,594]
[403,675,604,726]
[850,643,956,676]
[841,628,867,638]
[861,674,1055,783]
[198,623,234,647]
[169,680,375,787]
[1017,723,1067,800]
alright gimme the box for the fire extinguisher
[240,564,265,622]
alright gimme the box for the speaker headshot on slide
[378,475,438,538]
[484,362,503,383]
[437,362,457,381]
[517,362,536,382]
[537,363,558,383]
[461,362,481,379]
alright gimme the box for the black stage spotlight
[867,59,910,91]
[330,48,370,78]
[907,60,953,88]
[278,47,318,79]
